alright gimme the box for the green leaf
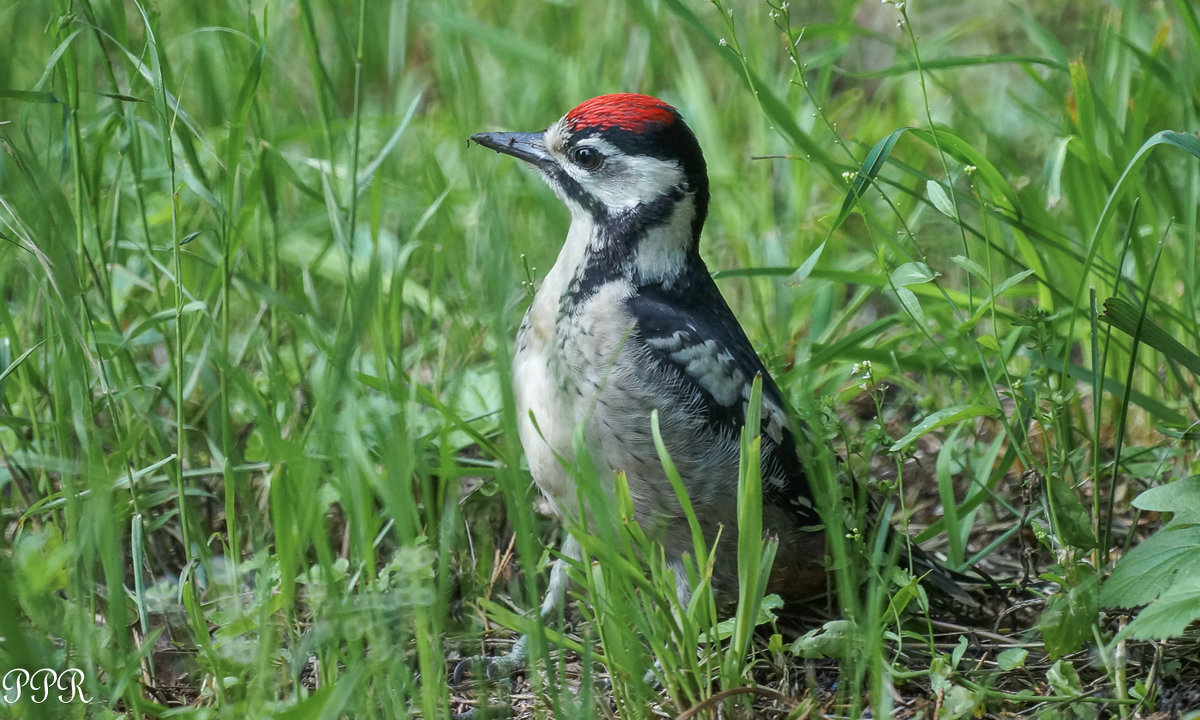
[895,287,925,327]
[1045,136,1072,208]
[1047,658,1084,696]
[997,648,1028,670]
[1130,476,1200,521]
[728,374,771,680]
[1039,570,1099,658]
[950,634,969,667]
[993,269,1036,297]
[96,91,148,104]
[977,334,1001,352]
[1047,475,1097,549]
[1100,297,1200,377]
[1124,574,1200,640]
[883,565,924,617]
[0,337,48,387]
[833,127,912,233]
[950,254,988,282]
[926,180,956,218]
[1068,60,1101,172]
[890,405,1000,452]
[714,594,782,641]
[1045,658,1099,720]
[788,240,825,286]
[960,268,1036,331]
[652,410,708,569]
[790,619,854,659]
[942,684,985,720]
[1101,524,1200,607]
[890,261,939,287]
[273,668,363,720]
[228,42,266,155]
[890,262,938,328]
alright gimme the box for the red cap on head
[565,93,678,133]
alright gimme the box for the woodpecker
[471,91,823,611]
[460,95,955,688]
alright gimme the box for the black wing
[626,271,816,523]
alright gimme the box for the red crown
[565,93,678,133]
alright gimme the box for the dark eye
[570,146,604,170]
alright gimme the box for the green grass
[2,0,1199,718]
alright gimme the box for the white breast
[512,310,576,517]
[512,223,634,518]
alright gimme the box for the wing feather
[626,278,817,524]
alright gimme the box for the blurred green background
[1,0,1198,717]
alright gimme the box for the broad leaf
[1101,524,1200,607]
[1124,574,1200,640]
[1130,476,1200,522]
[1039,569,1099,658]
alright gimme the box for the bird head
[470,94,710,256]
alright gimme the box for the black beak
[469,131,551,167]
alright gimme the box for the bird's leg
[453,534,579,684]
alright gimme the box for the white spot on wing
[646,330,686,353]
[670,339,745,407]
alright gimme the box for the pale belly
[511,282,635,519]
[512,322,580,518]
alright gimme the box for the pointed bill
[469,132,551,168]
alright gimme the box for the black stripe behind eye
[564,190,686,305]
[549,166,605,217]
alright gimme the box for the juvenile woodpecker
[457,95,973,697]
[469,91,825,628]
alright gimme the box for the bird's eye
[570,146,604,171]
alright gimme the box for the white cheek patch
[552,136,686,211]
[631,195,694,285]
[592,153,686,211]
